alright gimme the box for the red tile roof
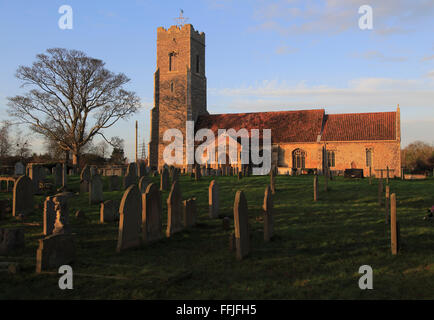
[195,109,325,143]
[321,112,396,141]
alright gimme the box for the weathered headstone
[117,185,142,252]
[138,176,150,193]
[100,200,118,223]
[43,196,56,236]
[233,190,249,260]
[263,185,274,242]
[208,180,219,219]
[36,234,75,273]
[52,194,70,235]
[0,228,25,255]
[138,162,147,178]
[142,183,163,243]
[79,165,91,192]
[183,198,197,228]
[109,175,121,191]
[54,163,62,187]
[160,167,170,191]
[166,181,183,237]
[28,164,41,194]
[14,162,25,176]
[89,174,103,205]
[13,175,33,217]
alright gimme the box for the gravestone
[194,165,201,181]
[233,190,249,260]
[138,162,147,178]
[263,186,274,242]
[166,181,183,237]
[100,200,117,223]
[28,164,41,194]
[43,196,56,236]
[117,185,142,252]
[183,198,197,228]
[142,183,163,243]
[160,167,170,191]
[208,180,219,219]
[80,165,91,192]
[123,163,137,190]
[36,234,75,273]
[54,163,62,187]
[13,175,33,217]
[0,228,25,255]
[52,194,70,235]
[89,174,103,205]
[14,162,25,176]
[109,175,121,191]
[138,176,150,194]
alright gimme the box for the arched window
[366,149,372,167]
[292,149,306,169]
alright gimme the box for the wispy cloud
[251,0,434,36]
[209,77,434,111]
[353,50,408,62]
[275,45,299,55]
[421,54,434,62]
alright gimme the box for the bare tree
[0,121,12,158]
[14,130,32,159]
[7,48,140,169]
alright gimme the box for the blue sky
[1,0,433,160]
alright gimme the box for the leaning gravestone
[43,196,56,236]
[209,180,219,219]
[0,228,25,255]
[100,200,117,223]
[142,183,163,243]
[183,198,197,228]
[116,185,142,252]
[263,185,274,242]
[233,190,249,260]
[89,174,103,205]
[166,181,183,237]
[14,162,25,176]
[36,234,75,273]
[13,175,33,217]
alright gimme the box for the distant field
[0,174,433,299]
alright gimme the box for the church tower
[148,23,207,169]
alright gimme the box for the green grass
[0,174,433,299]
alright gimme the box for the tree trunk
[73,152,79,174]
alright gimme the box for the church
[148,23,401,177]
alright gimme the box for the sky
[0,0,433,161]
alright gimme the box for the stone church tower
[148,24,207,169]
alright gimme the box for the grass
[0,173,433,299]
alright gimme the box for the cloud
[426,70,434,77]
[421,54,434,62]
[251,0,434,36]
[353,50,408,62]
[275,45,299,55]
[209,77,434,111]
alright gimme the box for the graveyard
[0,169,433,299]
